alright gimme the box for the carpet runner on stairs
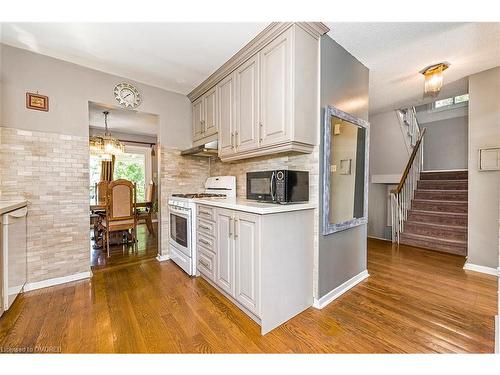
[400,170,468,256]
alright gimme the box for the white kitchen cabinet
[215,208,235,295]
[1,203,28,316]
[235,54,260,153]
[259,27,293,147]
[234,211,260,316]
[217,74,235,157]
[189,24,320,161]
[192,87,218,145]
[196,202,314,335]
[192,97,204,142]
[203,87,217,137]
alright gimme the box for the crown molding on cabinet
[187,22,329,102]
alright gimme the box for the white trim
[463,262,499,276]
[495,315,499,354]
[24,271,92,292]
[313,270,369,309]
[156,254,170,262]
[368,235,391,242]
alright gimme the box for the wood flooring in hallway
[0,239,496,353]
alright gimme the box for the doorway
[88,101,160,270]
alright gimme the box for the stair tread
[416,189,467,192]
[409,209,467,217]
[419,178,469,183]
[412,199,467,204]
[400,232,467,245]
[405,221,467,230]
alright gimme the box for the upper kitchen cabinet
[192,96,204,143]
[259,27,292,148]
[192,87,218,146]
[188,23,328,161]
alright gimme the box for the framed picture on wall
[26,92,49,111]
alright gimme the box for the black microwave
[246,170,309,204]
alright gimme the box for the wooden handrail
[391,127,426,194]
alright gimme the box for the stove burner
[171,193,226,199]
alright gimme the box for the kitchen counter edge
[193,198,316,215]
[0,200,28,215]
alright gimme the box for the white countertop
[193,197,316,215]
[0,200,28,215]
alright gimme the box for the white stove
[168,176,236,275]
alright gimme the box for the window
[89,145,152,203]
[454,93,469,104]
[114,151,147,201]
[433,93,469,110]
[89,155,101,201]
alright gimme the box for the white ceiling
[89,102,159,136]
[2,22,499,115]
[326,22,500,114]
[1,22,267,94]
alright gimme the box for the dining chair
[96,181,109,205]
[100,179,137,257]
[137,181,156,237]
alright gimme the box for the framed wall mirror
[322,106,369,235]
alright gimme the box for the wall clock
[114,83,142,109]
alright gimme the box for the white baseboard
[313,270,369,309]
[368,235,391,242]
[463,262,499,276]
[156,254,170,262]
[496,315,499,354]
[24,271,92,292]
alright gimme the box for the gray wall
[367,110,409,239]
[318,35,369,298]
[1,44,192,149]
[467,66,500,269]
[422,115,468,171]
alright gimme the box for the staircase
[399,170,468,256]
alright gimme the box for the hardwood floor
[90,223,158,270]
[0,238,496,353]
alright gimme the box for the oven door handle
[270,171,276,201]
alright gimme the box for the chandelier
[420,62,449,97]
[89,111,125,160]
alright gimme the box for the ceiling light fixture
[89,111,125,160]
[420,62,449,97]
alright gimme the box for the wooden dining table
[90,201,152,212]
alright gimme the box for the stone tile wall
[0,126,90,282]
[159,147,209,255]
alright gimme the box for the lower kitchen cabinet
[234,211,260,316]
[215,208,235,296]
[196,203,314,335]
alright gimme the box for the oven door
[169,205,192,257]
[246,171,276,202]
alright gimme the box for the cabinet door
[235,54,260,152]
[192,97,204,142]
[259,28,293,146]
[234,211,260,316]
[215,208,235,296]
[217,74,235,157]
[203,87,217,136]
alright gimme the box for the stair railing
[397,106,421,150]
[391,127,426,244]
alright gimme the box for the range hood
[181,140,218,157]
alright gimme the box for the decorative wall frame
[322,106,370,235]
[26,92,49,112]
